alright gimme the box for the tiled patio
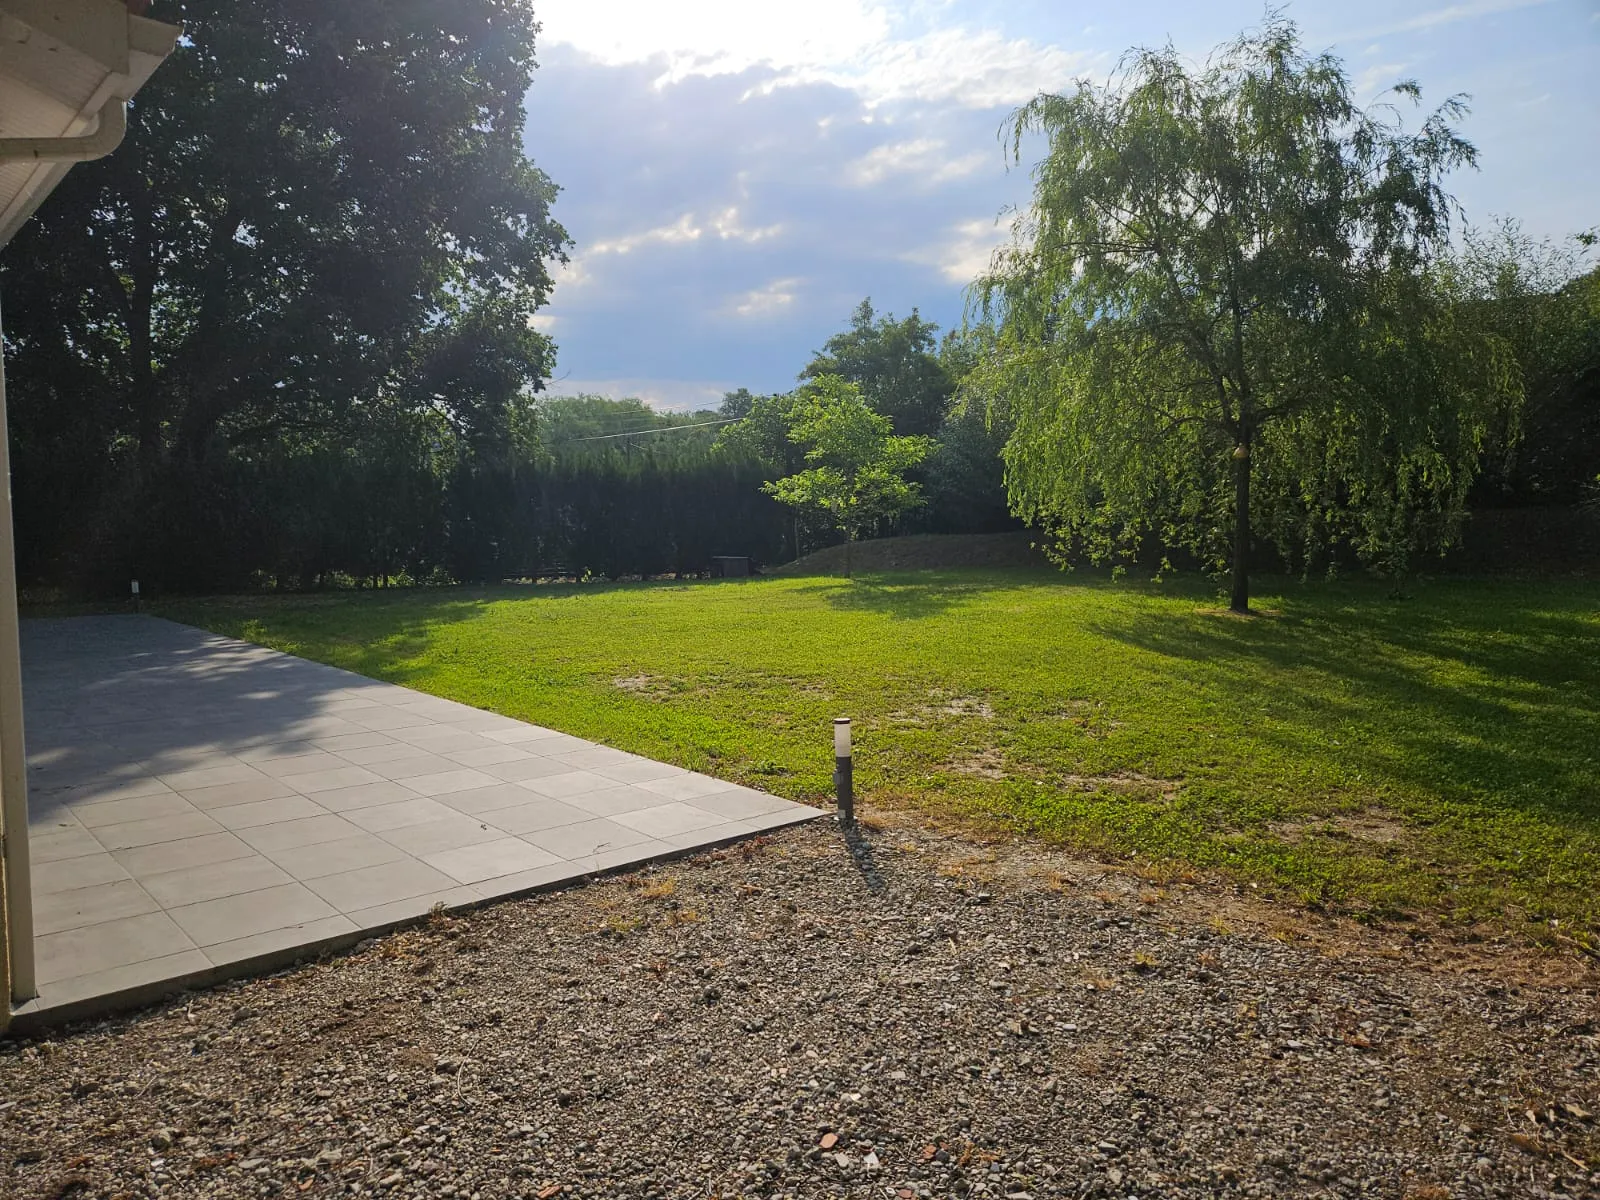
[14,616,822,1026]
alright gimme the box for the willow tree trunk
[1230,444,1251,613]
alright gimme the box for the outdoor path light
[833,717,853,826]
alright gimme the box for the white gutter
[0,98,127,163]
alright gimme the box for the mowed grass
[161,570,1600,938]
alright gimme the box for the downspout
[0,97,129,1009]
[0,98,128,162]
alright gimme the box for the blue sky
[522,0,1600,411]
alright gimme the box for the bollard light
[131,580,140,612]
[833,717,854,827]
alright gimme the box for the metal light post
[833,717,853,827]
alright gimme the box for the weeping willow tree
[972,15,1519,611]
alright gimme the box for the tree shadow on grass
[1084,585,1600,829]
[787,567,1102,622]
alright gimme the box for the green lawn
[160,569,1600,939]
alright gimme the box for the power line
[566,416,742,443]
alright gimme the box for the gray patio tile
[521,770,615,801]
[743,805,825,831]
[484,797,597,835]
[209,795,327,830]
[203,914,358,969]
[655,821,756,851]
[423,837,561,885]
[377,814,502,856]
[34,878,159,936]
[480,724,569,745]
[232,740,321,763]
[342,797,458,833]
[279,765,384,794]
[178,777,300,811]
[361,753,462,780]
[587,839,675,873]
[333,742,437,767]
[236,814,364,852]
[563,784,672,820]
[469,860,574,896]
[479,755,576,783]
[37,949,214,1008]
[35,911,197,984]
[522,818,655,861]
[342,885,479,929]
[433,782,547,818]
[32,852,130,895]
[168,882,340,947]
[443,744,537,768]
[69,791,195,829]
[259,834,409,881]
[157,761,272,792]
[28,810,84,838]
[141,856,293,908]
[399,768,501,796]
[591,757,689,785]
[346,708,436,732]
[112,831,255,876]
[311,731,403,754]
[634,772,741,802]
[610,802,728,839]
[252,751,351,778]
[306,858,458,913]
[554,747,639,772]
[91,810,225,851]
[392,727,487,753]
[685,786,798,821]
[312,780,425,814]
[48,775,175,806]
[441,713,532,734]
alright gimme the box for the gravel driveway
[3,817,1596,1200]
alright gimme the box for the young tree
[801,299,954,436]
[762,377,933,576]
[973,16,1514,611]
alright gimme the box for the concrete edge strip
[6,812,824,1036]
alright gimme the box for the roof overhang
[0,0,181,248]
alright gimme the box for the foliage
[760,377,933,574]
[164,570,1600,938]
[800,298,954,436]
[973,16,1514,610]
[1,0,566,585]
[1445,220,1600,506]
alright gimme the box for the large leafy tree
[801,299,954,436]
[1,0,567,580]
[973,16,1515,611]
[762,376,932,576]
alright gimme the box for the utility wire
[565,416,742,443]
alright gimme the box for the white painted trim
[0,298,36,1004]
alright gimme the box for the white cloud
[1353,62,1410,100]
[846,137,989,187]
[904,216,1011,285]
[546,376,733,412]
[584,208,782,257]
[589,212,703,255]
[1338,0,1554,41]
[729,277,803,318]
[534,0,891,79]
[536,1,1094,110]
[816,27,1097,108]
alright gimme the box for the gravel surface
[3,817,1596,1200]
